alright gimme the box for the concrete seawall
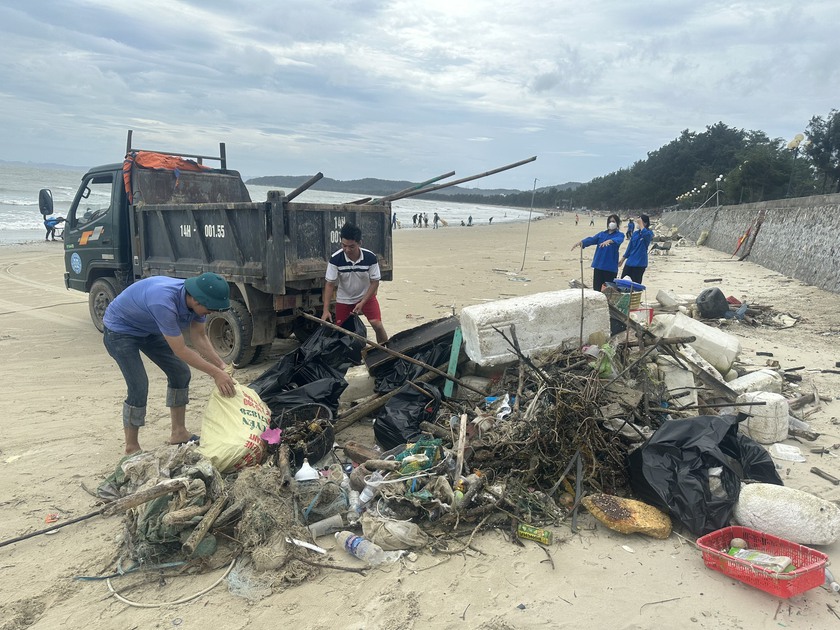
[660,193,840,294]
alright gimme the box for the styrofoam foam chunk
[734,483,840,545]
[737,391,788,444]
[460,290,609,367]
[650,312,740,373]
[729,369,783,395]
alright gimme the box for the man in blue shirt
[103,272,237,454]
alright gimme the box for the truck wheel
[89,277,119,332]
[251,343,273,364]
[205,300,256,366]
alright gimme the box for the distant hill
[246,175,580,198]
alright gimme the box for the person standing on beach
[575,213,579,226]
[620,214,654,284]
[625,216,635,240]
[571,214,624,292]
[103,272,237,454]
[322,222,388,344]
[392,213,398,230]
[588,211,594,226]
[489,217,494,225]
[433,212,440,229]
[468,215,473,226]
[412,214,417,228]
[423,213,429,228]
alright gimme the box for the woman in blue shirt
[620,214,654,284]
[571,214,624,292]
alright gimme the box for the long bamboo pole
[297,311,485,396]
[349,171,456,205]
[382,156,537,202]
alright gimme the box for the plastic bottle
[335,530,386,566]
[346,490,361,524]
[825,568,840,592]
[358,471,385,508]
[727,547,793,573]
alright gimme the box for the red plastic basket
[696,526,828,598]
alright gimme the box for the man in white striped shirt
[321,222,388,344]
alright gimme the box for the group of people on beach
[572,213,654,290]
[409,212,443,229]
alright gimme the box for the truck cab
[62,164,132,327]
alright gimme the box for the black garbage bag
[696,287,730,319]
[373,383,441,450]
[298,314,366,371]
[373,340,452,394]
[250,350,348,417]
[627,414,782,536]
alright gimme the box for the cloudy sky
[1,1,836,189]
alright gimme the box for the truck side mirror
[39,188,54,216]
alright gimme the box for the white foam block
[734,482,840,545]
[460,289,609,367]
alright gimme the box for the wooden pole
[0,478,188,549]
[370,171,457,204]
[286,172,324,201]
[182,494,228,556]
[333,363,449,434]
[297,311,485,395]
[385,156,537,202]
[455,413,468,480]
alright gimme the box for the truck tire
[89,277,119,332]
[205,300,257,366]
[251,343,273,364]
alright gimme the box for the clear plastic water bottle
[335,530,385,566]
[346,490,361,525]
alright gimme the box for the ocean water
[0,162,541,244]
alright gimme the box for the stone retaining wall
[660,193,840,293]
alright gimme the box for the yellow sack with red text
[197,383,270,474]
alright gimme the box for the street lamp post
[786,134,804,198]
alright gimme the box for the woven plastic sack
[197,383,270,473]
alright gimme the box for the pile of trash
[92,287,840,602]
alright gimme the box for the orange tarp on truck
[123,151,210,203]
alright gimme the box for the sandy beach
[2,214,840,629]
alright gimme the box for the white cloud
[0,0,837,188]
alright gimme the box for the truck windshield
[72,174,114,228]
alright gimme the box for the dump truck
[40,131,393,366]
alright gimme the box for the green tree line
[424,109,840,212]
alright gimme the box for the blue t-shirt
[623,227,654,268]
[582,230,624,273]
[103,276,205,337]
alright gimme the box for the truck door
[64,171,123,293]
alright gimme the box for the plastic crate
[696,526,828,598]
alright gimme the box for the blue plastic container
[614,278,646,292]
